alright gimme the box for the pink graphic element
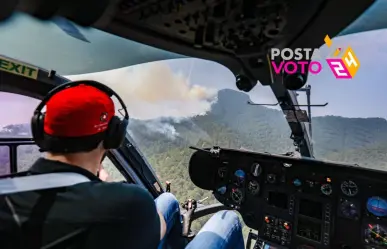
[326,58,352,79]
[271,61,321,75]
[271,61,284,74]
[298,61,309,74]
[284,61,297,74]
[309,61,322,74]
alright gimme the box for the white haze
[66,61,217,139]
[66,62,217,119]
[144,120,179,140]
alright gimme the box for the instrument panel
[189,147,387,249]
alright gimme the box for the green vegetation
[2,89,387,240]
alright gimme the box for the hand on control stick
[181,199,197,238]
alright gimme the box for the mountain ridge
[1,89,387,159]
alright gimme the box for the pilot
[2,81,244,249]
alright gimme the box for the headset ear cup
[103,116,128,149]
[31,114,39,139]
[118,118,129,145]
[31,113,45,147]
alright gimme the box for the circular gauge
[367,197,387,217]
[251,163,262,177]
[341,180,358,197]
[234,169,246,185]
[231,188,244,204]
[248,180,260,195]
[364,224,387,246]
[321,183,332,196]
[340,200,359,219]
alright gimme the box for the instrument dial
[321,183,332,196]
[234,169,246,185]
[251,163,262,177]
[217,186,227,195]
[364,224,387,246]
[267,174,276,183]
[231,188,244,204]
[367,196,387,217]
[339,199,359,219]
[248,180,260,195]
[341,180,358,197]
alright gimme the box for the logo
[100,112,108,122]
[324,35,360,79]
[269,35,360,79]
[269,48,322,75]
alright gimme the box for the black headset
[31,80,129,151]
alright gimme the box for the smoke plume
[66,61,217,120]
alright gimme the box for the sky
[0,8,387,127]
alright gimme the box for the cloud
[66,61,217,120]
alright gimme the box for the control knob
[267,174,276,184]
[251,163,262,177]
[293,179,302,187]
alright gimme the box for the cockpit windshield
[0,13,294,218]
[295,29,387,170]
[67,59,294,154]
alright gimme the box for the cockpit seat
[0,172,91,249]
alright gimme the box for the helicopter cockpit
[1,0,387,249]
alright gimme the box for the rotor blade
[52,17,90,43]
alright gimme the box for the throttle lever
[182,199,198,210]
[166,181,171,192]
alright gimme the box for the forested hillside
[1,89,387,235]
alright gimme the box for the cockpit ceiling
[106,0,377,83]
[1,0,384,79]
[116,0,289,56]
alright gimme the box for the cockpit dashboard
[188,147,387,249]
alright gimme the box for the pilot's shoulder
[88,182,154,204]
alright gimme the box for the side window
[101,157,127,182]
[0,92,39,174]
[16,144,127,182]
[0,146,10,176]
[17,144,43,172]
[0,92,39,138]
